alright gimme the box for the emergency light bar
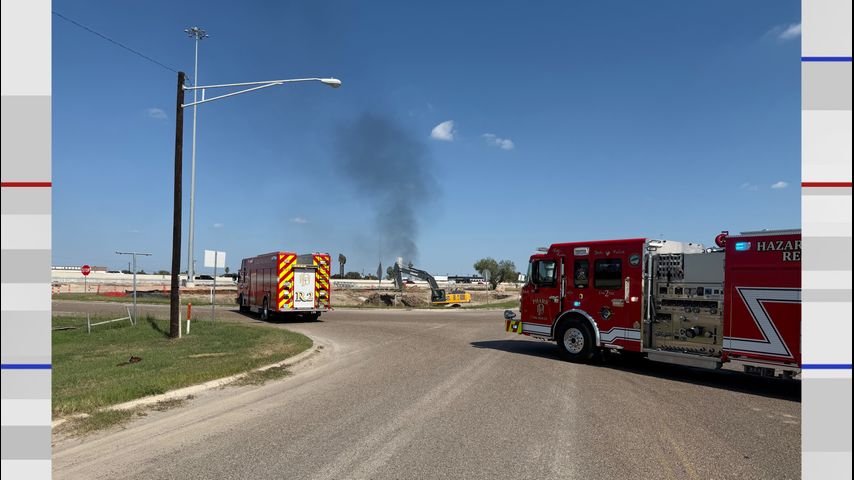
[734,241,751,251]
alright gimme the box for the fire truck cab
[506,230,801,378]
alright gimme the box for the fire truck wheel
[556,319,594,362]
[260,299,270,321]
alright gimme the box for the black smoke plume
[334,114,437,263]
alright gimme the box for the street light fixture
[168,72,342,338]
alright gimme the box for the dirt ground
[52,282,520,309]
[333,285,520,308]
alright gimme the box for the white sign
[204,250,226,268]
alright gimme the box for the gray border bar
[1,311,50,364]
[803,237,853,271]
[0,250,50,283]
[0,371,50,399]
[0,426,50,459]
[802,187,852,196]
[803,378,853,452]
[803,62,853,110]
[802,289,853,302]
[0,96,51,182]
[0,188,51,215]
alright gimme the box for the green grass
[52,315,311,417]
[53,292,235,306]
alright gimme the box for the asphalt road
[52,302,801,480]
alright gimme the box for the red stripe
[1,181,52,187]
[802,182,852,187]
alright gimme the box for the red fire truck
[505,230,801,378]
[237,252,332,320]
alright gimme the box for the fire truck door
[527,258,562,329]
[293,268,316,309]
[590,256,629,341]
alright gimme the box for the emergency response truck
[237,251,332,320]
[505,230,801,378]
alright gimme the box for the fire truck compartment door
[293,268,316,309]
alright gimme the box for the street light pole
[168,71,341,339]
[185,27,208,287]
[116,250,152,324]
[170,71,186,338]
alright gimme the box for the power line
[52,10,179,74]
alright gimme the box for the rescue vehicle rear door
[293,268,316,309]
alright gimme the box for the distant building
[52,265,108,272]
[448,275,485,284]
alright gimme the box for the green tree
[343,271,363,280]
[473,258,517,289]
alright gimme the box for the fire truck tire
[260,299,270,321]
[238,295,250,313]
[556,319,594,362]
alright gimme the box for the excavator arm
[393,262,446,303]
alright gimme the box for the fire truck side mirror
[504,310,516,320]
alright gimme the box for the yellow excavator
[393,261,472,306]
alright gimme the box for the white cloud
[740,182,759,191]
[430,120,456,141]
[146,108,167,120]
[778,23,801,40]
[291,217,308,224]
[482,133,515,150]
[765,23,801,41]
[213,223,224,228]
[771,181,789,189]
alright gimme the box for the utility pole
[116,251,152,323]
[185,27,208,287]
[169,71,186,339]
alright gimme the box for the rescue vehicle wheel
[260,299,269,321]
[556,320,594,362]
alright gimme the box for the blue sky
[52,0,801,275]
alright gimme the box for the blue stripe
[801,56,852,62]
[0,364,52,370]
[802,364,852,370]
